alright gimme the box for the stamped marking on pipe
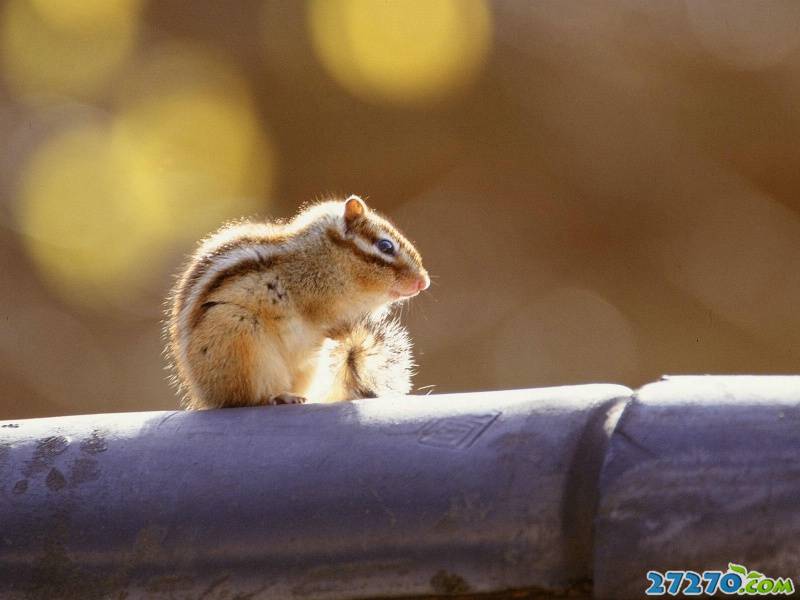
[417,412,500,449]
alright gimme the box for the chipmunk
[166,195,429,409]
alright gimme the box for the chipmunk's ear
[344,195,367,224]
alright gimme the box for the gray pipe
[595,376,800,599]
[1,377,798,599]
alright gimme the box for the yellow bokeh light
[29,0,142,33]
[1,0,139,102]
[16,46,275,310]
[112,91,269,241]
[307,0,492,105]
[17,122,157,307]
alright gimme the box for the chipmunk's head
[333,195,429,305]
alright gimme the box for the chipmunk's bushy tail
[327,314,415,400]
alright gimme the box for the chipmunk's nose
[416,272,430,292]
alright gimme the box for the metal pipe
[1,376,798,599]
[594,376,800,599]
[0,385,629,599]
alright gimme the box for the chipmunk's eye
[376,239,395,255]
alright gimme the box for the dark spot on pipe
[80,431,107,455]
[24,436,69,477]
[40,436,69,456]
[13,479,28,494]
[46,468,67,491]
[430,570,470,594]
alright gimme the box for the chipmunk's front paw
[266,393,307,405]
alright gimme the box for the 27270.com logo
[646,563,795,596]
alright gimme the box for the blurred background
[1,0,799,419]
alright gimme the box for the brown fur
[165,196,428,409]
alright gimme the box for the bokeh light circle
[1,0,140,102]
[307,0,492,105]
[16,46,276,310]
[16,121,154,307]
[29,0,141,33]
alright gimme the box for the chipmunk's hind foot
[266,393,307,405]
